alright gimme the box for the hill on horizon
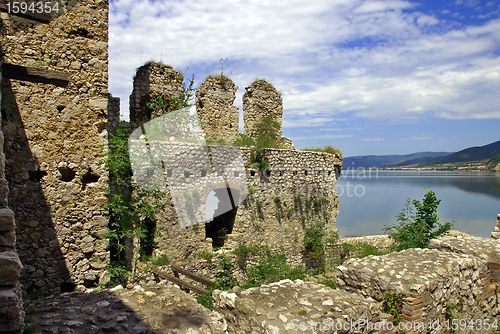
[343,151,453,168]
[423,139,500,165]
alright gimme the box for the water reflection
[336,171,500,238]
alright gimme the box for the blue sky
[109,0,500,157]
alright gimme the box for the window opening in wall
[328,171,331,176]
[304,170,308,176]
[201,170,207,177]
[293,171,297,176]
[279,171,284,176]
[217,171,223,176]
[317,171,321,176]
[234,171,239,177]
[167,169,173,177]
[205,188,239,248]
[184,171,190,178]
[250,171,256,176]
[81,169,100,190]
[59,167,76,182]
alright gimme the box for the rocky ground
[23,281,227,334]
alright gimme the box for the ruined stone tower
[243,80,283,137]
[129,62,184,129]
[196,76,239,143]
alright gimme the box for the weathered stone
[0,230,16,247]
[196,76,239,143]
[243,80,283,138]
[0,208,15,231]
[0,250,22,285]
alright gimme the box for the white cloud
[362,138,386,141]
[416,14,439,26]
[400,136,433,140]
[406,106,425,113]
[109,0,500,124]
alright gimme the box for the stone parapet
[336,248,499,333]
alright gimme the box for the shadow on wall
[1,79,72,294]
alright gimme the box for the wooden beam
[171,264,214,287]
[152,268,208,295]
[0,1,52,23]
[1,62,69,87]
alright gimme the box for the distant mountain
[424,140,500,165]
[343,152,453,168]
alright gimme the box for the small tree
[384,189,452,251]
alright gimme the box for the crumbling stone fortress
[2,1,500,334]
[0,1,342,331]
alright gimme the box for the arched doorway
[205,187,240,247]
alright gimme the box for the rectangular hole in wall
[317,171,321,176]
[234,171,239,177]
[217,171,223,176]
[293,171,297,176]
[305,170,308,176]
[184,171,190,178]
[201,170,207,177]
[167,170,173,177]
[250,171,256,176]
[328,171,331,176]
[280,171,284,176]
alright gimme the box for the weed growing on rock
[382,291,407,324]
[384,189,452,251]
[196,255,239,310]
[243,253,306,289]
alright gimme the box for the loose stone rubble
[23,283,227,334]
[213,279,393,334]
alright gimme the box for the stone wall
[129,62,184,129]
[213,279,394,334]
[153,147,341,262]
[243,80,283,138]
[1,0,110,295]
[0,63,24,334]
[336,247,499,333]
[196,76,239,144]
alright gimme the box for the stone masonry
[336,247,499,334]
[196,76,239,144]
[0,63,24,334]
[125,63,342,264]
[214,279,394,334]
[129,62,184,129]
[1,0,110,296]
[243,79,283,138]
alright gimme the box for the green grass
[302,146,342,157]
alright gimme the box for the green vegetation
[145,74,195,119]
[302,145,343,158]
[243,253,306,289]
[382,291,407,324]
[196,256,238,310]
[445,298,464,321]
[103,125,166,280]
[384,189,452,251]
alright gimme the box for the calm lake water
[335,170,500,238]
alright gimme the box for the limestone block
[0,208,15,231]
[0,230,16,247]
[0,250,22,285]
